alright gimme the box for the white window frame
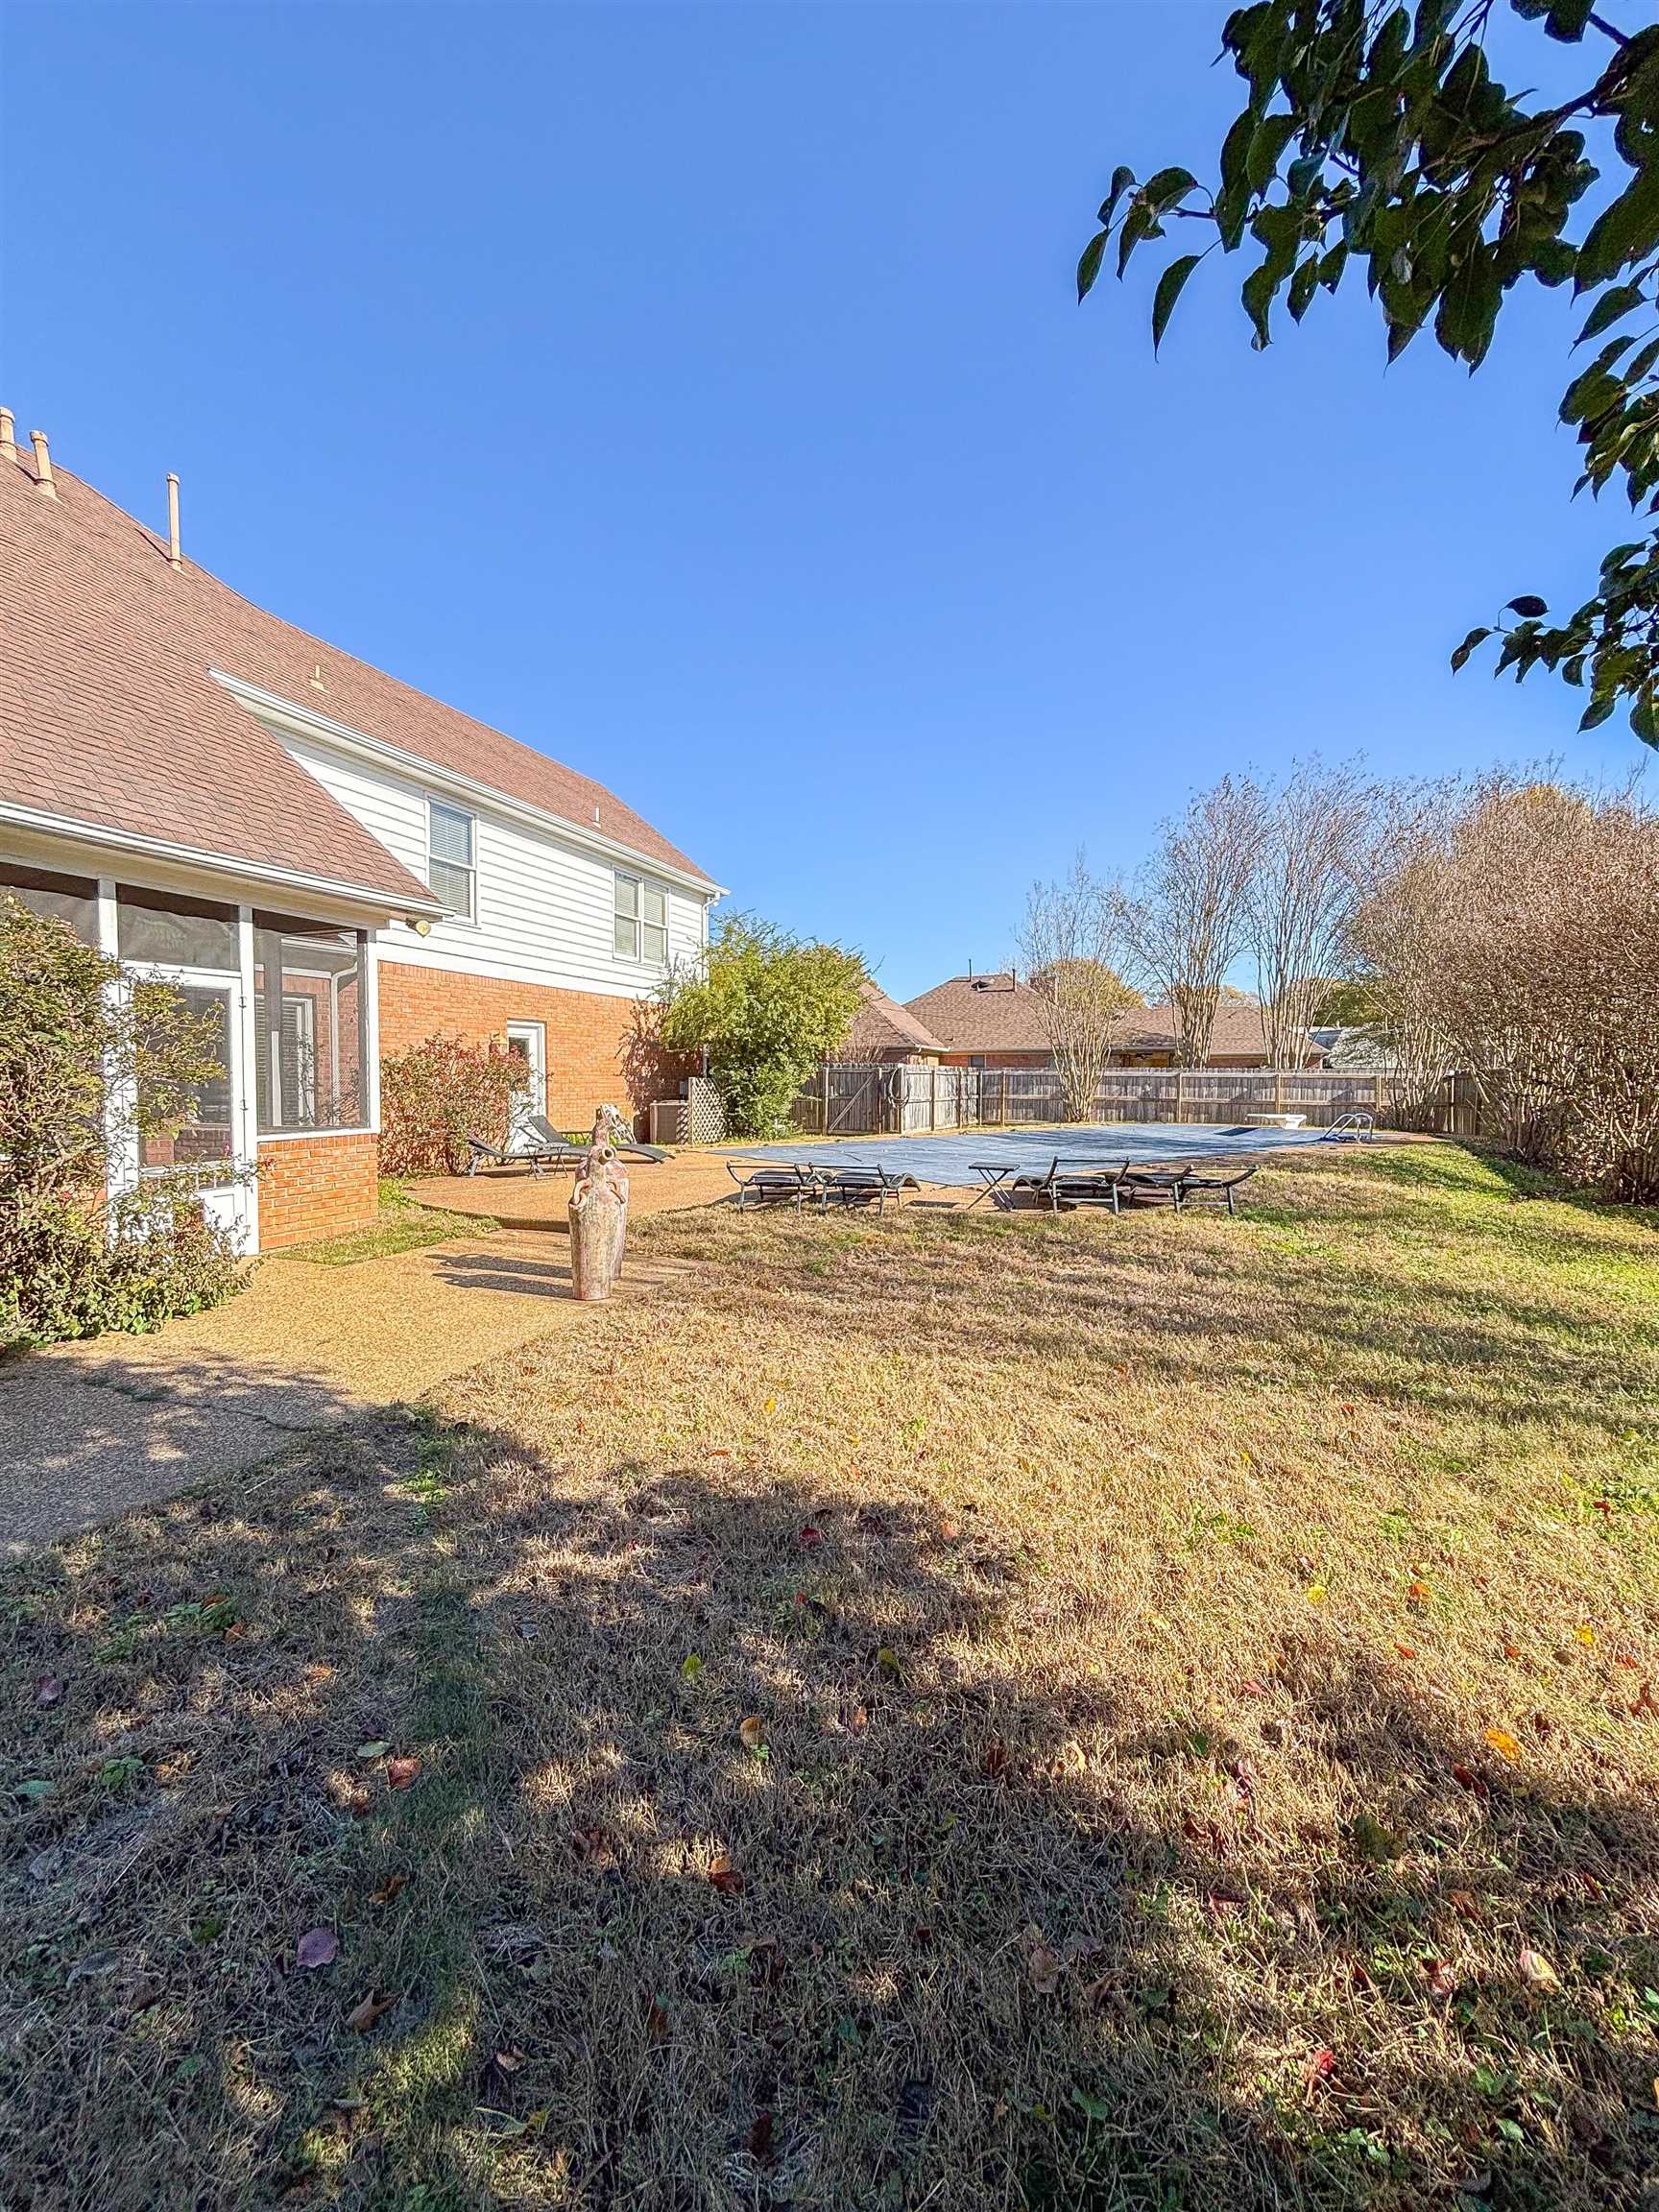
[613,870,669,967]
[426,799,477,924]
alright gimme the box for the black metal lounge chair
[465,1124,585,1178]
[995,1158,1135,1213]
[1118,1166,1187,1211]
[727,1162,820,1210]
[810,1164,919,1212]
[1166,1164,1259,1216]
[524,1112,672,1166]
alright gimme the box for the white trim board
[211,670,726,901]
[0,803,444,922]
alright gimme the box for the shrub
[656,913,866,1139]
[379,1032,524,1177]
[0,894,245,1352]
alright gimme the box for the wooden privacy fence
[789,1063,1397,1137]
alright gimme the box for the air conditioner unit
[650,1098,688,1146]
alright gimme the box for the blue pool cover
[723,1121,1345,1189]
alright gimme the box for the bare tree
[1118,777,1262,1063]
[1019,854,1138,1120]
[1247,759,1383,1069]
[1348,776,1659,1200]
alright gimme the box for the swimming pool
[722,1121,1354,1189]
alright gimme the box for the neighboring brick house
[902,974,1327,1070]
[839,979,947,1064]
[0,421,721,1252]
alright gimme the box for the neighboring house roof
[844,978,948,1058]
[903,974,1326,1064]
[0,442,714,908]
[1308,1024,1399,1072]
[903,973,1051,1053]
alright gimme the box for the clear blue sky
[2,3,1640,1000]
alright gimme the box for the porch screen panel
[252,915,369,1133]
[0,863,99,947]
[138,985,233,1167]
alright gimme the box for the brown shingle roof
[0,449,714,905]
[902,974,1050,1052]
[844,978,948,1057]
[903,975,1324,1065]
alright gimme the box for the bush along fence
[790,1062,1414,1138]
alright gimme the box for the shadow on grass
[3,1408,1655,2210]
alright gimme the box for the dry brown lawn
[4,1142,1657,2210]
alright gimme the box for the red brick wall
[376,962,689,1132]
[938,1049,1054,1070]
[256,1132,379,1251]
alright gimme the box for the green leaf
[1543,0,1592,38]
[1142,165,1199,211]
[1575,168,1659,293]
[1632,682,1659,749]
[1506,595,1549,618]
[1575,282,1645,346]
[1096,165,1136,229]
[1577,693,1617,731]
[1449,625,1491,673]
[1076,230,1107,303]
[1245,112,1298,195]
[1242,261,1276,348]
[1288,256,1320,322]
[1152,253,1204,352]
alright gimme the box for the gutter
[0,801,445,919]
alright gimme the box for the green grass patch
[287,1181,498,1266]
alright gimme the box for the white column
[97,878,138,1234]
[363,930,381,1133]
[236,905,261,1255]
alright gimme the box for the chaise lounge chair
[997,1158,1137,1214]
[465,1122,586,1178]
[727,1162,821,1210]
[1162,1164,1258,1216]
[809,1163,919,1212]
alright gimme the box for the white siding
[280,735,710,999]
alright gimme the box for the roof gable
[0,450,714,904]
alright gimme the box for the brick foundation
[376,962,689,1133]
[257,1131,380,1251]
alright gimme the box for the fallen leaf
[1484,1727,1522,1763]
[981,1740,1009,1779]
[798,1524,824,1551]
[297,1927,338,1971]
[739,1716,765,1752]
[1449,1888,1479,1918]
[938,1519,961,1541]
[34,1676,64,1708]
[1408,1579,1432,1603]
[493,2046,526,2074]
[680,1653,704,1683]
[1301,2047,1335,2092]
[645,1999,669,2044]
[1451,1763,1488,1795]
[708,1854,744,1895]
[876,1647,902,1678]
[748,2109,776,2162]
[1518,1947,1560,1992]
[1423,1958,1457,1998]
[1348,1812,1404,1863]
[1024,1930,1061,1995]
[346,1787,371,1818]
[356,1741,390,1762]
[570,1826,617,1867]
[347,1989,397,2032]
[1631,1681,1658,1719]
[1502,1641,1523,1661]
[370,1873,408,1907]
[386,1756,421,1791]
[763,1396,777,1414]
[1395,1642,1417,1661]
[1239,1676,1270,1699]
[1575,1624,1597,1647]
[1305,1583,1327,1603]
